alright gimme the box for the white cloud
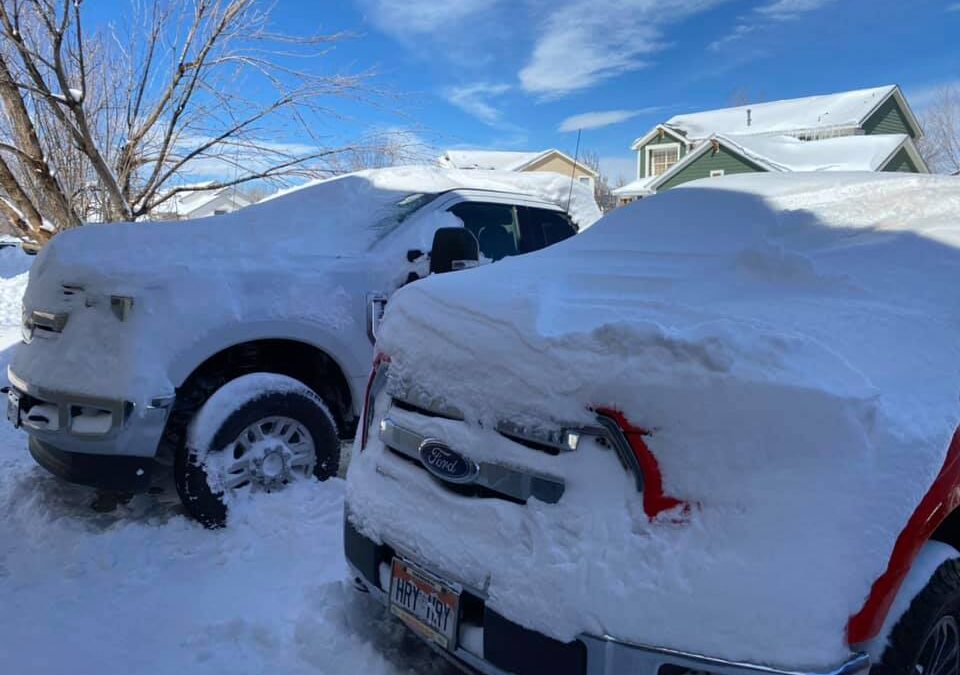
[445,82,512,125]
[558,109,657,132]
[519,0,727,97]
[711,0,835,50]
[755,0,835,20]
[709,23,756,51]
[359,0,498,36]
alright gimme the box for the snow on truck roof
[359,171,960,668]
[42,166,600,273]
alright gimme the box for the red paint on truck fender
[848,426,960,644]
[596,408,689,519]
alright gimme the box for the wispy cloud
[445,82,512,125]
[755,0,835,20]
[519,0,728,98]
[710,0,835,50]
[558,108,658,132]
[949,2,960,10]
[358,0,499,36]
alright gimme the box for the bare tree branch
[918,86,960,175]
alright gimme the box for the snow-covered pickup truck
[7,166,599,527]
[346,173,960,675]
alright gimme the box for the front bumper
[344,516,870,675]
[29,437,154,492]
[8,368,174,491]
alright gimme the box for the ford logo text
[418,440,479,484]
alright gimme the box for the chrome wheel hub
[217,416,316,492]
[917,615,960,675]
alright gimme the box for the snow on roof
[438,148,598,177]
[717,133,910,172]
[665,85,898,139]
[152,187,251,216]
[353,172,960,668]
[611,175,659,198]
[438,150,541,171]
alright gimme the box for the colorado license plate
[389,558,460,649]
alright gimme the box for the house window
[646,143,681,177]
[709,170,725,177]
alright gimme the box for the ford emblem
[418,440,479,485]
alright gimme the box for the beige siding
[524,153,595,181]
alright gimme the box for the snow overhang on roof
[664,85,912,140]
[719,133,917,173]
[643,132,925,195]
[612,176,658,198]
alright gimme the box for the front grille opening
[497,429,561,456]
[392,398,462,421]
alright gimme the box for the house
[151,186,253,220]
[613,85,927,204]
[438,149,598,191]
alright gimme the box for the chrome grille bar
[379,417,565,504]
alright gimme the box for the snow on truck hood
[349,172,960,668]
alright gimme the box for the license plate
[389,558,460,649]
[7,390,20,427]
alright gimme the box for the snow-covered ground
[0,245,451,674]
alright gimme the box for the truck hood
[352,173,960,668]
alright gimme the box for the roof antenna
[747,108,752,127]
[566,128,582,214]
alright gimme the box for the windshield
[367,192,443,250]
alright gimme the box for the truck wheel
[873,556,960,675]
[174,373,339,528]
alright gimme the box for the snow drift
[347,172,960,668]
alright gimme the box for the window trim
[645,142,682,178]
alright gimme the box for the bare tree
[918,86,960,175]
[580,149,617,212]
[0,0,375,241]
[325,130,433,174]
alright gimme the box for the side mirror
[429,227,479,275]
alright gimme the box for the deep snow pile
[0,247,451,674]
[348,172,960,668]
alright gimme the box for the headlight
[360,354,390,451]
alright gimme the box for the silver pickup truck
[7,166,598,526]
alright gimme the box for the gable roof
[153,187,253,216]
[629,124,692,151]
[438,148,599,177]
[663,85,921,140]
[614,133,926,198]
[718,133,923,173]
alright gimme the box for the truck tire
[174,373,339,528]
[873,557,960,675]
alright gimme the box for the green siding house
[613,85,927,203]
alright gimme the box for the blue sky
[88,0,960,181]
